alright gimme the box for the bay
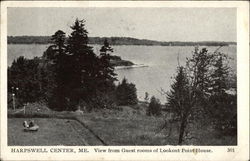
[8,44,236,103]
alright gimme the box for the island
[109,55,134,67]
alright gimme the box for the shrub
[147,96,161,116]
[208,93,237,136]
[115,78,137,105]
[88,91,116,110]
[8,56,42,104]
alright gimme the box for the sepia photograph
[1,1,249,161]
[6,6,238,146]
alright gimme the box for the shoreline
[115,64,149,70]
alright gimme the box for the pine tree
[210,54,229,94]
[147,96,161,116]
[66,19,100,109]
[67,19,91,88]
[167,66,190,144]
[208,53,236,135]
[100,39,114,55]
[186,47,215,101]
[184,47,217,124]
[51,30,66,54]
[172,48,217,144]
[166,48,236,144]
[43,30,69,110]
[97,39,117,92]
[116,78,137,105]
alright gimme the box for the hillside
[7,36,236,46]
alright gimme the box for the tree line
[8,19,138,111]
[8,36,236,46]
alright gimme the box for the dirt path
[67,119,105,145]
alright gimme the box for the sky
[8,7,236,42]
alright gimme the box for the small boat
[24,125,39,132]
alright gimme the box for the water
[8,44,236,103]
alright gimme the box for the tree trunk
[178,120,186,145]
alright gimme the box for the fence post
[24,105,26,115]
[12,94,15,111]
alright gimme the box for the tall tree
[147,96,161,116]
[116,78,137,105]
[186,47,215,102]
[183,47,217,123]
[167,66,190,144]
[167,48,215,144]
[97,39,117,92]
[167,47,236,144]
[208,53,236,135]
[66,19,99,108]
[210,54,229,94]
[43,30,69,110]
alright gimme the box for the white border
[1,1,249,161]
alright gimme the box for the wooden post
[12,94,15,111]
[24,105,26,115]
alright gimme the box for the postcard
[0,1,249,161]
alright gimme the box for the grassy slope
[8,118,103,146]
[8,102,237,145]
[78,104,236,145]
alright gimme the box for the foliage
[166,66,191,144]
[88,91,116,110]
[43,30,69,111]
[7,55,56,108]
[45,19,116,111]
[8,19,120,111]
[8,36,235,46]
[186,48,215,104]
[147,96,161,116]
[166,47,237,144]
[208,93,237,135]
[116,78,138,105]
[97,39,117,92]
[210,55,229,93]
[207,53,237,135]
[8,56,41,105]
[66,19,99,100]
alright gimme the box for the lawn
[8,102,237,146]
[78,105,237,145]
[78,116,178,145]
[8,118,103,146]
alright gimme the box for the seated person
[23,120,35,128]
[29,120,35,127]
[23,121,29,128]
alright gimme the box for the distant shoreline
[115,64,149,70]
[8,36,236,46]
